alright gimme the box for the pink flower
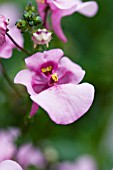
[14,49,94,125]
[32,28,52,48]
[56,155,98,170]
[16,143,46,169]
[0,15,8,47]
[0,128,19,162]
[37,0,98,42]
[0,160,23,170]
[0,3,23,59]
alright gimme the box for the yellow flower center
[41,66,52,73]
[41,66,58,84]
[51,73,58,82]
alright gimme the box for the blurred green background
[0,0,113,169]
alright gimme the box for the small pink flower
[0,3,23,59]
[16,143,46,169]
[32,28,52,48]
[0,160,23,170]
[14,49,94,125]
[0,128,19,162]
[56,155,98,170]
[37,0,98,42]
[0,15,8,47]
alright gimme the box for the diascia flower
[37,0,98,42]
[0,3,23,59]
[0,160,23,170]
[14,49,94,125]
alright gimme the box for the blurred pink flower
[37,0,98,42]
[16,143,46,169]
[56,155,98,170]
[14,49,94,125]
[0,15,8,47]
[0,160,23,170]
[0,128,20,162]
[0,3,23,59]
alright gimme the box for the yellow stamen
[51,73,58,82]
[41,66,52,73]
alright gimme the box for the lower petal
[0,160,23,170]
[77,1,98,17]
[31,83,94,125]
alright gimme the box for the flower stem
[6,32,31,55]
[0,59,22,97]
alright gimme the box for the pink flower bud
[32,28,52,48]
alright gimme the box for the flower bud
[0,15,9,47]
[34,16,42,25]
[16,19,26,29]
[32,28,52,48]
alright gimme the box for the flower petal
[25,49,63,71]
[51,6,77,42]
[0,27,23,59]
[38,3,51,29]
[30,102,39,117]
[76,1,98,17]
[52,0,77,9]
[31,83,94,125]
[14,69,35,95]
[0,3,22,26]
[0,36,13,59]
[57,57,85,84]
[0,160,23,170]
[8,26,24,48]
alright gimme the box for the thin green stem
[6,32,31,56]
[0,60,22,97]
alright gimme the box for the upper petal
[76,1,98,17]
[31,83,94,125]
[57,57,85,84]
[0,160,23,170]
[52,0,77,9]
[25,49,63,72]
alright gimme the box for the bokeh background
[0,0,113,169]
